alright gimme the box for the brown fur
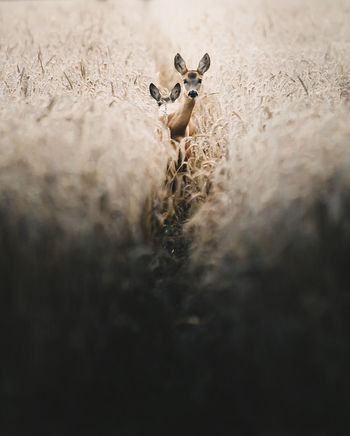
[170,53,211,149]
[168,97,195,140]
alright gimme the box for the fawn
[149,82,181,127]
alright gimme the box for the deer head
[149,83,181,106]
[174,53,210,99]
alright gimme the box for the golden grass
[2,4,350,432]
[1,0,350,257]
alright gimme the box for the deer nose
[188,90,198,98]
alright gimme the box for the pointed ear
[197,53,210,75]
[149,83,161,101]
[174,53,188,75]
[170,83,181,102]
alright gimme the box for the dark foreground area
[1,176,350,436]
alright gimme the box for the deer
[149,82,182,126]
[149,53,211,143]
[169,53,211,142]
[149,54,210,195]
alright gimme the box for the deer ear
[174,53,188,75]
[170,83,181,102]
[197,53,210,75]
[149,83,161,101]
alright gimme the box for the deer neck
[168,96,196,140]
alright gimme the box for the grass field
[1,0,350,434]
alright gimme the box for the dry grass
[0,0,171,238]
[2,0,350,433]
[1,0,349,242]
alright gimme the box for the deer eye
[198,79,202,84]
[184,79,188,84]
